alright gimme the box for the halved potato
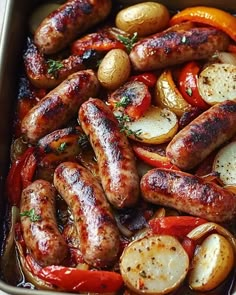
[213,141,236,185]
[125,105,178,144]
[188,233,234,292]
[120,235,189,295]
[198,63,236,105]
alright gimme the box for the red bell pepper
[129,72,157,88]
[181,237,196,260]
[6,147,36,206]
[178,61,209,109]
[149,216,207,239]
[133,144,180,170]
[38,265,124,293]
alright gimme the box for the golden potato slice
[125,105,178,144]
[213,141,236,185]
[120,235,189,295]
[198,63,236,105]
[188,233,234,292]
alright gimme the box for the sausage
[20,180,68,267]
[53,161,120,268]
[24,38,86,89]
[140,168,236,222]
[34,0,112,54]
[78,98,140,208]
[21,70,99,144]
[129,26,229,71]
[166,100,236,170]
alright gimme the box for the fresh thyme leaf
[186,87,193,96]
[117,32,138,53]
[47,59,64,78]
[57,142,67,152]
[115,113,142,139]
[181,35,187,43]
[20,208,41,222]
[115,96,131,108]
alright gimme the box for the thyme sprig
[117,32,138,53]
[20,208,41,222]
[47,59,64,78]
[115,95,131,108]
[115,113,142,139]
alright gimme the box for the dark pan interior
[0,0,236,294]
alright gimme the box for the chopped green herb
[57,142,67,152]
[186,87,193,96]
[115,96,131,108]
[115,113,142,139]
[20,209,41,222]
[47,59,64,78]
[117,32,138,53]
[181,36,187,43]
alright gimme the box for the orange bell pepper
[170,6,236,42]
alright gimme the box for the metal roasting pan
[0,0,236,294]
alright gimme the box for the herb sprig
[47,59,64,78]
[115,113,142,139]
[115,95,131,108]
[117,32,138,53]
[20,208,41,222]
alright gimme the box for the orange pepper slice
[170,6,236,42]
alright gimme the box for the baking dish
[0,0,236,294]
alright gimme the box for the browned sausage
[34,0,112,54]
[129,26,229,71]
[78,98,140,208]
[20,180,68,267]
[53,161,120,268]
[140,168,236,222]
[24,38,86,89]
[21,70,99,144]
[166,100,236,170]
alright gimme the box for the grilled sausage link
[141,168,236,222]
[130,26,229,71]
[78,98,140,208]
[20,180,68,267]
[24,38,86,89]
[53,161,120,268]
[21,70,99,144]
[34,0,112,54]
[166,100,236,170]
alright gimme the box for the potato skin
[97,49,131,90]
[115,2,170,37]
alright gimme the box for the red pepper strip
[181,237,196,260]
[6,147,35,206]
[129,72,157,87]
[21,149,37,189]
[133,144,180,170]
[149,216,207,239]
[38,266,123,293]
[178,61,209,109]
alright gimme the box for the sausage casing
[78,98,140,208]
[53,161,120,268]
[130,26,229,71]
[141,168,236,222]
[21,70,99,143]
[166,100,236,170]
[20,180,68,267]
[34,0,112,54]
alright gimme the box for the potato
[120,235,189,295]
[213,141,236,185]
[188,233,234,291]
[115,2,170,37]
[124,105,178,144]
[29,3,61,34]
[198,63,236,105]
[97,49,131,90]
